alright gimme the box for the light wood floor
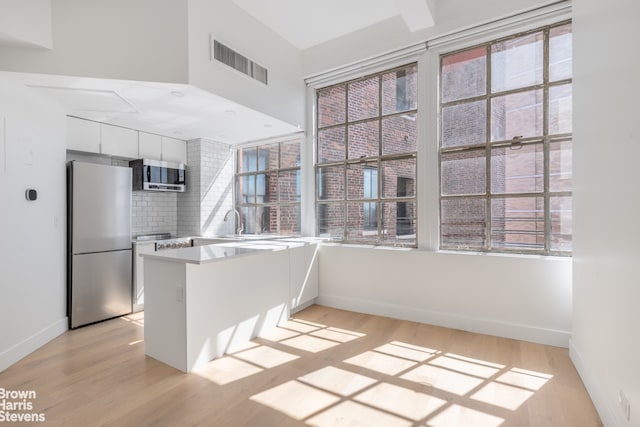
[0,305,601,426]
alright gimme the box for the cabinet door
[67,117,101,153]
[161,136,187,164]
[138,132,162,159]
[101,124,138,158]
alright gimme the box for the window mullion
[485,44,492,251]
[343,83,349,241]
[543,27,551,254]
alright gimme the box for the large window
[236,138,301,235]
[440,22,572,255]
[316,64,418,246]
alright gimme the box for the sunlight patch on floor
[354,382,447,421]
[194,356,263,385]
[298,366,377,397]
[345,351,418,376]
[429,353,504,378]
[250,380,340,420]
[400,364,485,396]
[307,400,413,427]
[233,345,299,369]
[425,404,504,427]
[280,334,340,353]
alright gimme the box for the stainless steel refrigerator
[67,161,133,329]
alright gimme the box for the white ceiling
[0,0,434,145]
[0,71,302,144]
[232,0,434,50]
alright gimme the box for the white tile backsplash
[178,139,234,237]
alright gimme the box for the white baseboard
[133,303,144,313]
[317,294,570,348]
[0,318,68,373]
[570,339,620,427]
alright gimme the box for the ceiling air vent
[212,40,268,85]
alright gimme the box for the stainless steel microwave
[129,159,186,192]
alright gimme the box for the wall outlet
[619,390,631,422]
[176,285,184,302]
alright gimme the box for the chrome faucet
[224,208,243,235]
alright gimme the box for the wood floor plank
[0,305,601,426]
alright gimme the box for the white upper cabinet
[161,136,187,164]
[101,124,138,158]
[67,117,101,153]
[66,117,187,162]
[138,132,162,159]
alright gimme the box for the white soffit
[2,72,301,144]
[232,0,434,50]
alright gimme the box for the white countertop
[140,238,320,265]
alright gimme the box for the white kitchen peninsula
[141,239,319,372]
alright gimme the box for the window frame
[315,63,419,247]
[235,138,302,236]
[438,20,572,256]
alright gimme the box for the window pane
[348,77,379,121]
[491,89,543,141]
[441,149,486,196]
[256,172,277,204]
[279,205,301,235]
[348,120,379,159]
[347,202,379,241]
[549,84,572,135]
[280,140,301,168]
[383,201,416,245]
[258,144,279,170]
[382,64,417,114]
[442,46,487,103]
[491,32,543,92]
[237,175,255,204]
[279,170,300,203]
[550,140,572,192]
[238,147,257,173]
[318,126,346,163]
[258,206,276,234]
[550,23,572,81]
[490,197,544,251]
[347,163,377,200]
[442,100,486,148]
[317,165,344,201]
[317,203,344,239]
[491,143,543,194]
[382,158,416,198]
[318,86,346,127]
[551,196,572,252]
[241,206,257,234]
[382,114,417,154]
[441,198,487,248]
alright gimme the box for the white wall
[0,79,68,372]
[0,0,188,84]
[571,1,640,425]
[319,246,572,347]
[302,0,558,77]
[0,0,52,49]
[187,0,306,129]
